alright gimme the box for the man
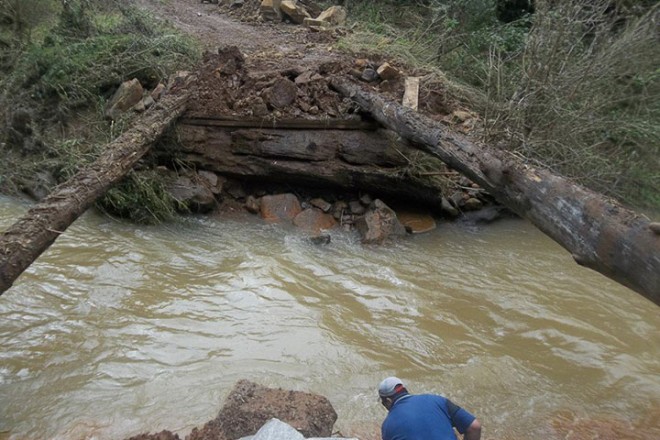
[378,376,481,440]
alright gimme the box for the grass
[339,0,660,209]
[0,0,201,223]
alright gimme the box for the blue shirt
[381,394,476,440]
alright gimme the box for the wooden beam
[180,116,379,130]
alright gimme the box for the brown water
[0,195,658,440]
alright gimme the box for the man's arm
[463,418,481,440]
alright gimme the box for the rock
[441,197,459,217]
[303,17,329,29]
[355,199,408,244]
[105,78,144,120]
[348,200,365,215]
[309,198,332,213]
[449,190,465,208]
[459,206,509,224]
[124,431,180,440]
[316,5,346,26]
[167,175,217,213]
[216,46,245,75]
[150,83,166,101]
[332,201,348,220]
[166,70,191,91]
[360,67,378,83]
[198,170,224,194]
[260,0,283,21]
[309,234,331,245]
[280,0,311,24]
[376,62,400,80]
[268,78,298,109]
[211,380,337,439]
[260,193,303,222]
[245,195,261,214]
[464,197,483,211]
[142,95,155,110]
[250,418,304,440]
[293,208,338,234]
[359,193,373,206]
[650,222,660,235]
[230,0,244,8]
[395,209,436,234]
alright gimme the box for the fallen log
[330,77,660,305]
[0,82,192,295]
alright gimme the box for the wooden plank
[402,77,420,110]
[180,116,379,130]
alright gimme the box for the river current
[0,195,658,440]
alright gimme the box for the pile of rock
[258,1,347,29]
[125,380,350,440]
[249,192,411,245]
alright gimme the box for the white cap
[378,376,404,397]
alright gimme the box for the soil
[134,0,454,121]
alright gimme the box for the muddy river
[0,195,658,440]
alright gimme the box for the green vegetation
[0,0,200,222]
[341,0,659,209]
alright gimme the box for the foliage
[98,169,182,224]
[342,0,660,208]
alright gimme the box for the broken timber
[330,76,660,305]
[0,83,192,295]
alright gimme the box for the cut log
[330,76,660,305]
[402,77,420,110]
[0,81,192,295]
[172,124,450,209]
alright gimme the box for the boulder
[167,175,217,213]
[198,170,224,195]
[281,0,311,24]
[260,0,283,21]
[302,17,328,29]
[246,418,303,440]
[260,193,303,222]
[245,195,261,214]
[309,198,332,213]
[293,208,338,234]
[105,78,144,120]
[189,380,337,440]
[355,199,407,244]
[463,197,483,211]
[395,209,436,234]
[376,62,400,80]
[268,78,298,109]
[348,200,365,215]
[316,6,346,26]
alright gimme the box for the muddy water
[0,195,658,440]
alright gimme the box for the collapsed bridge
[0,47,658,305]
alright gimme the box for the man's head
[378,376,408,411]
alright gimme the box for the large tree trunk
[0,85,191,295]
[331,77,660,305]
[174,122,452,210]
